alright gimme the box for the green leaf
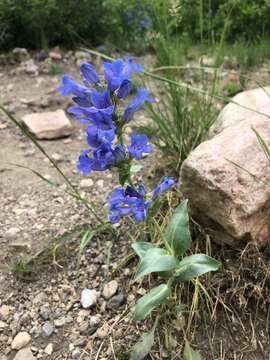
[164,200,191,256]
[183,341,202,360]
[130,327,155,360]
[134,284,171,321]
[133,248,178,282]
[132,242,156,259]
[175,254,220,282]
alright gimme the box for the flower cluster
[58,58,153,176]
[58,57,174,224]
[109,177,175,223]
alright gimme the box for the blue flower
[77,143,125,176]
[151,177,175,200]
[109,184,150,223]
[58,75,89,97]
[116,79,132,99]
[128,134,153,160]
[103,58,143,93]
[87,126,115,149]
[123,88,154,122]
[80,63,100,86]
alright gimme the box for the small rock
[11,331,31,350]
[44,343,53,355]
[89,315,101,334]
[12,48,29,62]
[24,59,39,76]
[54,316,67,328]
[96,179,104,188]
[79,179,94,188]
[102,280,118,300]
[78,320,89,335]
[71,348,81,359]
[39,305,51,320]
[80,289,99,309]
[22,110,72,140]
[106,294,125,310]
[0,305,10,321]
[49,51,62,61]
[51,153,62,162]
[42,322,54,337]
[6,227,20,237]
[13,348,36,360]
[0,320,7,330]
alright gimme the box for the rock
[39,305,51,320]
[209,87,270,138]
[42,322,54,337]
[44,343,53,355]
[106,294,125,310]
[79,179,94,188]
[49,51,62,61]
[71,348,81,359]
[0,320,7,330]
[80,289,99,309]
[180,115,270,247]
[11,331,31,350]
[54,316,68,328]
[22,110,72,140]
[0,305,10,321]
[6,227,20,237]
[23,59,39,76]
[13,348,36,360]
[78,320,89,335]
[51,152,62,162]
[89,315,101,334]
[12,48,29,62]
[200,55,215,67]
[102,280,118,300]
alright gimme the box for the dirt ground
[0,50,270,359]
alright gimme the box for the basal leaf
[164,200,191,257]
[132,242,156,260]
[133,248,178,282]
[130,327,155,360]
[175,254,220,282]
[183,341,202,360]
[134,284,171,321]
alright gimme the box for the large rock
[13,348,36,360]
[209,87,270,137]
[22,110,72,140]
[181,111,270,247]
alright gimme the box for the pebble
[39,305,51,320]
[54,315,68,328]
[71,348,81,359]
[106,294,126,310]
[0,305,10,321]
[80,289,99,309]
[51,153,62,162]
[13,348,36,360]
[6,227,20,237]
[79,178,94,188]
[44,343,53,355]
[42,322,54,337]
[102,280,118,300]
[11,331,31,350]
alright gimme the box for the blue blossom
[80,63,100,85]
[68,106,115,129]
[87,126,115,149]
[128,134,153,160]
[122,88,154,122]
[77,143,125,176]
[109,184,150,223]
[58,75,89,97]
[103,58,143,93]
[116,79,132,99]
[152,177,175,200]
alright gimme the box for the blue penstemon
[58,58,220,334]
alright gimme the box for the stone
[0,305,10,321]
[39,305,51,320]
[44,343,53,355]
[42,322,54,337]
[13,348,36,360]
[106,294,125,310]
[102,280,118,300]
[209,87,270,138]
[49,51,62,61]
[54,316,67,328]
[6,227,20,237]
[22,110,72,140]
[79,179,94,188]
[180,115,270,247]
[80,289,99,309]
[12,48,29,62]
[11,331,31,350]
[71,348,81,359]
[23,59,39,76]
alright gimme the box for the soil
[0,49,270,360]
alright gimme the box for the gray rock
[71,348,81,359]
[11,331,31,350]
[39,305,51,320]
[13,348,36,360]
[42,322,54,337]
[102,280,118,300]
[54,316,67,328]
[24,59,39,76]
[12,48,29,62]
[22,110,72,140]
[80,289,99,309]
[106,294,125,310]
[0,305,10,321]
